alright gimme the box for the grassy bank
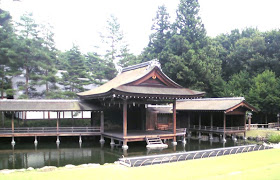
[1,149,280,180]
[245,129,280,138]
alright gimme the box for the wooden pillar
[223,113,226,142]
[187,112,190,129]
[122,100,128,150]
[244,113,247,139]
[91,111,94,126]
[2,111,4,127]
[11,112,14,133]
[71,111,74,126]
[56,112,59,133]
[100,111,104,133]
[43,111,45,119]
[63,111,65,119]
[123,100,127,137]
[100,111,105,144]
[199,113,201,129]
[210,113,213,129]
[248,114,251,131]
[172,100,177,144]
[198,113,202,138]
[187,112,191,138]
[48,111,50,119]
[209,112,213,140]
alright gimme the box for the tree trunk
[25,67,29,97]
[1,65,4,99]
[46,70,49,93]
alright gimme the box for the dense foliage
[1,0,280,122]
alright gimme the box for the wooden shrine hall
[176,97,258,141]
[0,60,259,149]
[77,60,204,149]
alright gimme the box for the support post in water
[11,136,15,146]
[34,136,38,145]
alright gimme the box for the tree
[117,44,138,68]
[0,9,18,99]
[226,71,252,97]
[174,0,207,49]
[38,23,58,95]
[85,52,116,84]
[60,45,88,93]
[143,5,171,61]
[247,70,280,123]
[152,0,222,92]
[16,13,43,98]
[100,15,123,67]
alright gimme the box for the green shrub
[268,134,280,143]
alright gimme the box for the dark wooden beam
[223,113,226,139]
[12,112,14,133]
[56,112,59,133]
[100,111,104,133]
[244,113,246,138]
[210,113,213,129]
[173,100,176,141]
[123,99,128,137]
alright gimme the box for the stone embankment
[0,163,101,174]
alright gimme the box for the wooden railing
[0,127,101,134]
[176,128,187,134]
[190,125,245,131]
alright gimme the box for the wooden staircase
[145,136,168,149]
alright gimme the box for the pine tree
[145,5,171,60]
[61,45,88,93]
[174,0,207,48]
[0,9,17,98]
[16,13,43,98]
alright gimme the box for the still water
[0,136,253,170]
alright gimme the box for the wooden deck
[102,128,186,142]
[0,127,101,137]
[188,125,245,134]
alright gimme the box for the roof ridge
[121,59,160,72]
[0,99,79,102]
[177,97,245,102]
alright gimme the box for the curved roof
[0,99,101,111]
[77,60,205,100]
[176,97,258,113]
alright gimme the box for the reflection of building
[0,146,113,169]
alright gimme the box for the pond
[0,136,255,170]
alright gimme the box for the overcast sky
[2,0,280,55]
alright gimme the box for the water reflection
[0,138,253,170]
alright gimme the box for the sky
[2,0,280,55]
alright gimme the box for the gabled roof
[176,97,258,113]
[0,99,101,111]
[77,60,205,100]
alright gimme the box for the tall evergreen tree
[174,0,207,48]
[16,13,43,98]
[0,9,17,98]
[101,15,123,67]
[248,70,280,123]
[38,23,58,95]
[144,5,171,61]
[155,0,222,92]
[61,45,88,93]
